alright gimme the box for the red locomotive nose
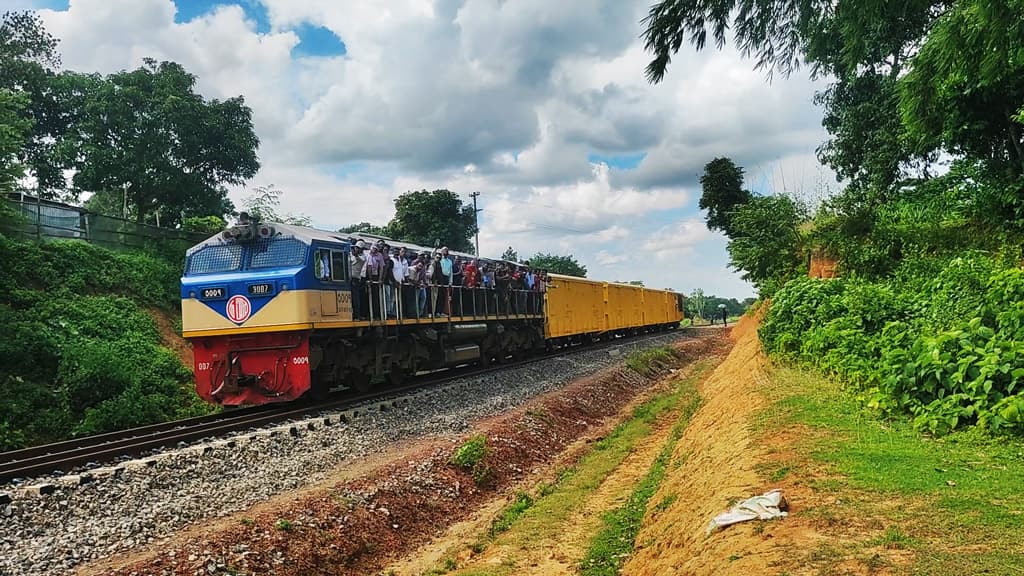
[193,332,312,406]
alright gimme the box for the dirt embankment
[147,307,192,368]
[624,312,821,575]
[92,333,730,576]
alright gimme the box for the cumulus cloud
[28,0,835,297]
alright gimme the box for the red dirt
[147,308,193,368]
[87,332,730,576]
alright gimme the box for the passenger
[496,263,511,314]
[382,245,396,319]
[414,253,429,317]
[510,266,522,314]
[393,246,409,318]
[364,243,384,320]
[430,252,446,317]
[525,267,535,313]
[463,258,479,316]
[452,256,464,316]
[349,240,367,320]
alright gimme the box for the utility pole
[469,191,481,257]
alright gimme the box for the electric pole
[470,191,481,257]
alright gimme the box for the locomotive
[180,220,685,406]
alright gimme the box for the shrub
[761,257,1024,437]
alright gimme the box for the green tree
[687,288,707,320]
[0,11,73,197]
[699,157,753,235]
[528,253,587,277]
[501,246,519,262]
[900,0,1024,181]
[338,221,390,236]
[387,189,477,253]
[641,0,939,203]
[64,59,259,225]
[0,89,31,191]
[727,195,807,296]
[240,184,311,226]
[182,215,227,236]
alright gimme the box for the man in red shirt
[463,259,479,315]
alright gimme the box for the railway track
[0,328,690,486]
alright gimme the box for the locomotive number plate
[200,287,225,299]
[248,283,274,296]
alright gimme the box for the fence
[2,197,208,251]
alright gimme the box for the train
[180,220,686,406]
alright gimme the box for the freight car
[181,221,685,406]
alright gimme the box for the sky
[25,0,838,299]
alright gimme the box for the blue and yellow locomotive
[181,220,684,406]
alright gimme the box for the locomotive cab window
[315,248,349,282]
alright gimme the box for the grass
[450,435,492,485]
[624,346,677,377]
[761,366,1024,574]
[440,361,713,576]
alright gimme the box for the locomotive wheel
[387,365,407,387]
[347,371,372,394]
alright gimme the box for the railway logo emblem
[226,295,252,324]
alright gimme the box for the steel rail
[0,327,690,485]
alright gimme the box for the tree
[501,246,519,262]
[338,222,390,236]
[241,185,311,226]
[182,216,227,236]
[64,59,259,225]
[387,189,477,253]
[0,11,73,197]
[900,0,1024,180]
[641,0,940,203]
[0,89,31,191]
[687,288,707,320]
[699,157,753,235]
[528,253,587,277]
[727,195,807,296]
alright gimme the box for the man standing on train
[349,240,367,320]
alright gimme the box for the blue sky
[32,0,834,298]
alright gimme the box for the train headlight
[189,291,197,299]
[280,283,289,291]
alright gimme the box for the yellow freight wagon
[544,274,605,338]
[545,275,684,340]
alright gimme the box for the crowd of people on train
[345,238,549,321]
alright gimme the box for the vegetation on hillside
[643,0,1024,436]
[0,234,211,450]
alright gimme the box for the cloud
[28,0,839,298]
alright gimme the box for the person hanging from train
[452,255,464,316]
[438,247,454,316]
[349,240,367,320]
[430,251,445,317]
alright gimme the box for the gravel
[0,332,690,576]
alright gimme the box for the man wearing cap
[349,240,367,320]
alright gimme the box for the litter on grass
[707,489,788,534]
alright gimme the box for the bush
[761,257,1024,437]
[0,234,208,448]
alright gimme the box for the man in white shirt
[349,240,367,320]
[391,246,408,318]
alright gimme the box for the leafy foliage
[528,252,587,277]
[501,246,519,262]
[0,88,31,190]
[726,194,807,296]
[698,157,753,236]
[760,256,1024,436]
[0,234,210,449]
[64,59,259,225]
[240,184,311,226]
[387,189,477,253]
